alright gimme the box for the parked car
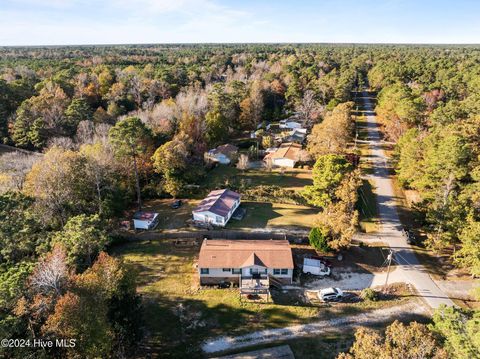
[171,199,183,209]
[317,287,344,302]
[310,255,333,267]
[403,227,415,244]
[303,258,331,276]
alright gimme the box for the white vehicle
[302,258,331,276]
[318,287,344,302]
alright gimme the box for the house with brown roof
[192,189,241,227]
[263,142,302,168]
[197,239,294,286]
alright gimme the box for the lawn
[139,198,200,230]
[227,201,319,230]
[202,165,313,193]
[112,240,418,358]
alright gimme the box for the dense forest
[1,44,479,357]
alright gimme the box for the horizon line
[2,41,480,48]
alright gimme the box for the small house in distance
[192,189,241,227]
[198,239,294,286]
[205,144,239,165]
[263,142,302,168]
[279,119,303,130]
[133,211,159,230]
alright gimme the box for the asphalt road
[359,91,454,309]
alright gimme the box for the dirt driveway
[202,301,427,354]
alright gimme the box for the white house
[133,211,159,230]
[205,144,239,165]
[198,239,294,286]
[192,189,241,227]
[263,142,302,168]
[279,119,303,129]
[287,129,307,143]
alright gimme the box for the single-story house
[287,129,307,143]
[263,142,302,168]
[198,239,294,285]
[192,189,241,227]
[279,119,303,129]
[206,144,239,164]
[133,211,159,230]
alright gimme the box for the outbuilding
[133,211,159,230]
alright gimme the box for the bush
[360,288,378,301]
[309,227,330,252]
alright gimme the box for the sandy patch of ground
[202,301,426,354]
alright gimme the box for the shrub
[309,227,330,252]
[360,288,378,301]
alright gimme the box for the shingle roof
[264,142,301,161]
[193,189,240,217]
[133,211,158,221]
[216,144,238,156]
[198,240,294,269]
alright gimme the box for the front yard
[112,240,418,358]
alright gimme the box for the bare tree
[30,245,69,296]
[237,153,250,171]
[47,136,75,150]
[0,151,40,192]
[75,120,95,145]
[296,90,322,126]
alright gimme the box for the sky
[1,0,480,46]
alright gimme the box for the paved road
[358,91,454,309]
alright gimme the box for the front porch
[240,273,270,302]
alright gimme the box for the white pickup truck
[302,258,331,276]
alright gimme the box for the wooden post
[383,250,393,293]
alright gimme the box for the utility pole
[383,249,393,293]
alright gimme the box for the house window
[200,268,209,275]
[216,216,223,223]
[281,269,288,275]
[222,268,231,272]
[273,269,280,275]
[232,268,241,274]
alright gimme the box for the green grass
[357,179,379,233]
[227,201,319,229]
[202,165,313,193]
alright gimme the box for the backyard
[202,165,313,193]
